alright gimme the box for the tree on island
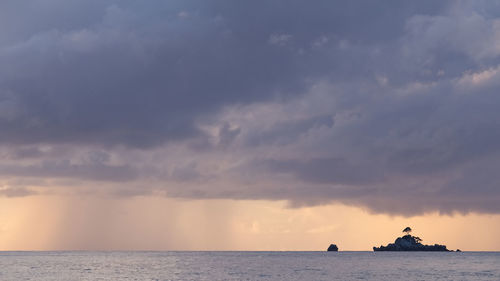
[402,227,412,236]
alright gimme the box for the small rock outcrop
[373,227,449,252]
[327,244,338,251]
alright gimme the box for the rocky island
[373,227,450,252]
[327,244,338,251]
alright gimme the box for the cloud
[0,187,37,198]
[2,1,500,216]
[244,115,334,146]
[268,33,292,46]
[263,157,383,185]
[0,161,138,182]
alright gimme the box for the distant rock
[327,244,338,251]
[456,249,462,252]
[373,234,449,252]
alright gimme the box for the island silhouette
[327,244,338,251]
[373,227,450,251]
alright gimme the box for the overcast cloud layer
[1,0,500,215]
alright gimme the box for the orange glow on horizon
[1,196,499,251]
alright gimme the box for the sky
[1,0,500,251]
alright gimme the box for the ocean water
[0,251,499,281]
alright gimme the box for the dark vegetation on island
[373,227,457,252]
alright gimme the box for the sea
[0,251,499,280]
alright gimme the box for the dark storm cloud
[2,1,500,216]
[263,157,382,185]
[0,0,450,147]
[245,115,334,146]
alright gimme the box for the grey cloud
[170,162,207,182]
[0,187,37,198]
[0,161,137,182]
[263,157,382,185]
[7,146,45,159]
[3,1,500,216]
[218,123,241,147]
[245,115,334,146]
[0,0,450,147]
